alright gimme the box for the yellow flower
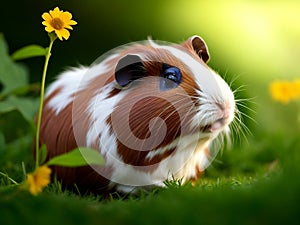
[26,166,51,196]
[293,79,300,98]
[42,7,77,41]
[269,79,300,104]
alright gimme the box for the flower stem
[0,171,19,185]
[35,33,56,169]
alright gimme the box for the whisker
[232,108,253,145]
[235,97,257,105]
[236,108,257,125]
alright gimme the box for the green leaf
[0,33,29,95]
[46,147,105,167]
[11,45,47,61]
[39,144,48,165]
[0,101,16,114]
[0,131,5,154]
[1,83,40,98]
[5,95,39,124]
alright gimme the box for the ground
[1,131,300,225]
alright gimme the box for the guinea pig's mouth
[201,117,228,133]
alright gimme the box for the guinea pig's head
[110,36,235,155]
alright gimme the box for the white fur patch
[45,53,118,115]
[46,67,88,114]
[81,53,119,88]
[86,83,126,152]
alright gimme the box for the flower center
[50,18,64,30]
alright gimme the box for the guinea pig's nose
[216,101,232,119]
[208,101,233,133]
[210,118,226,132]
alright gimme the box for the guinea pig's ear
[115,54,145,87]
[182,35,210,63]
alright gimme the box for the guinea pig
[38,35,236,194]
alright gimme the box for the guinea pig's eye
[160,65,182,91]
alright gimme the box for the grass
[1,130,300,225]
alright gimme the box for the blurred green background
[2,0,300,135]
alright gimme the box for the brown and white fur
[38,35,235,194]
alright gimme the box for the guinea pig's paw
[115,184,137,194]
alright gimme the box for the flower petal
[45,26,55,33]
[59,29,70,40]
[50,7,63,18]
[64,25,73,30]
[27,174,39,195]
[55,30,63,40]
[42,12,52,21]
[60,11,72,21]
[53,6,61,12]
[35,166,51,186]
[68,20,77,25]
[42,21,49,26]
